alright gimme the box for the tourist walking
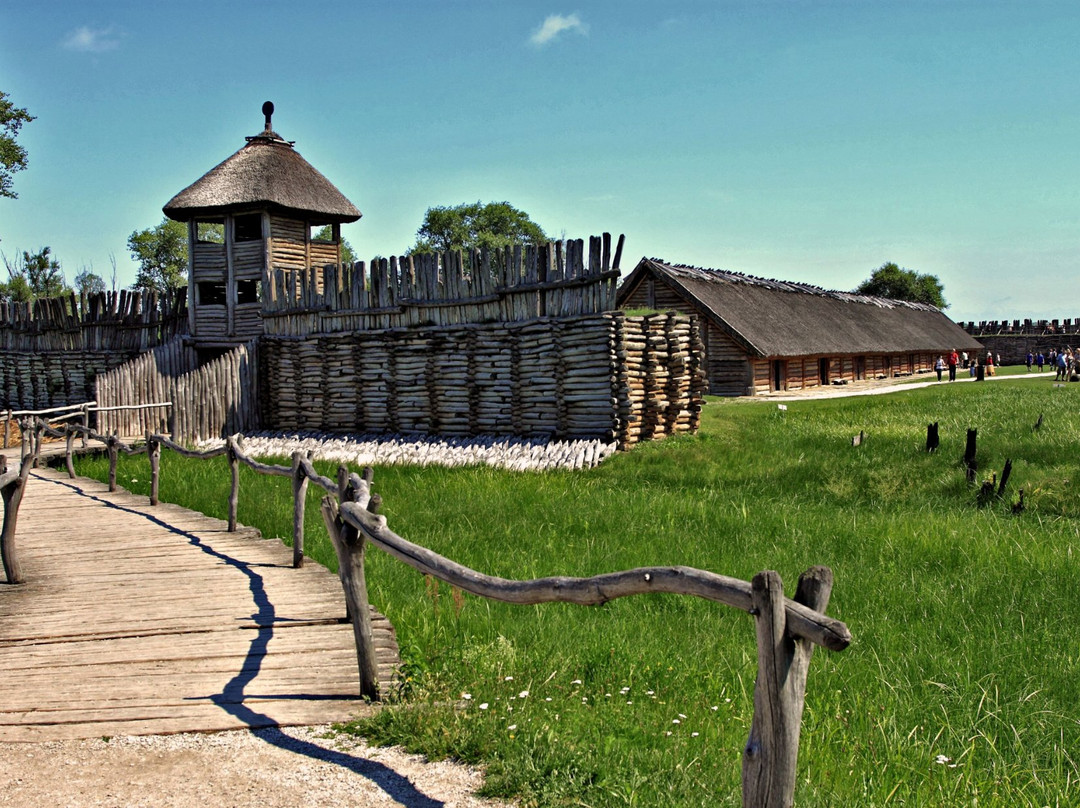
[1026,351,1033,371]
[935,355,945,382]
[948,349,959,381]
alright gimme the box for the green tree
[2,246,68,300]
[0,91,34,202]
[410,201,547,254]
[128,218,188,292]
[855,262,947,309]
[74,268,106,296]
[312,225,357,265]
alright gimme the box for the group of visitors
[935,350,1003,382]
[1025,351,1047,372]
[1023,348,1079,380]
[1052,348,1078,381]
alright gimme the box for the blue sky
[2,1,1078,323]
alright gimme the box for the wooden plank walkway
[0,467,399,742]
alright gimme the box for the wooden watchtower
[163,102,361,350]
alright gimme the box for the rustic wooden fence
[94,337,259,443]
[0,288,186,353]
[262,235,623,336]
[19,417,850,805]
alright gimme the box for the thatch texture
[619,259,982,357]
[163,128,360,224]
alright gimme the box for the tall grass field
[73,377,1080,806]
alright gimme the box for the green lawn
[73,375,1080,806]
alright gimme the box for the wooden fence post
[1,454,33,585]
[65,428,76,479]
[291,451,307,568]
[226,436,239,532]
[32,421,43,468]
[964,428,978,483]
[147,432,161,506]
[743,566,834,808]
[107,433,119,492]
[320,465,380,701]
[3,410,10,449]
[81,404,90,449]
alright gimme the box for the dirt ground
[0,725,513,808]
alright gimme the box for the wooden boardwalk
[0,467,399,742]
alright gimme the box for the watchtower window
[234,214,263,242]
[197,282,227,306]
[196,220,225,244]
[310,224,338,243]
[236,279,261,304]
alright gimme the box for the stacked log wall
[0,351,132,410]
[260,312,702,449]
[966,335,1072,366]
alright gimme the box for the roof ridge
[645,257,940,313]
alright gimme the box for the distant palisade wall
[0,289,188,411]
[0,288,187,352]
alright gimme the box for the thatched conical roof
[163,105,360,224]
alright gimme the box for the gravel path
[0,725,513,808]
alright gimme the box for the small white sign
[778,404,788,411]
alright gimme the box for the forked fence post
[32,421,44,468]
[3,410,10,449]
[743,566,834,808]
[320,465,380,701]
[81,404,90,449]
[147,432,161,506]
[291,451,307,568]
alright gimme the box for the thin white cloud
[530,13,588,47]
[62,26,121,53]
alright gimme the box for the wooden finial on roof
[262,101,275,132]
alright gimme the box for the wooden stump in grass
[926,422,939,452]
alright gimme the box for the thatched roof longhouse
[619,258,983,357]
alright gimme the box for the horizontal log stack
[260,312,703,449]
[0,350,131,411]
[616,313,705,445]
